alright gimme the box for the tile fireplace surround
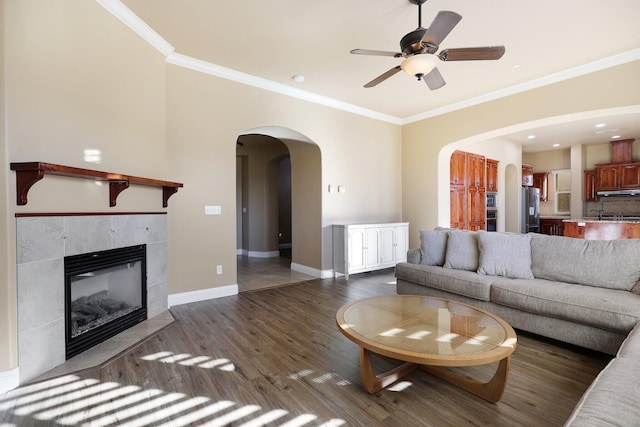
[16,213,169,384]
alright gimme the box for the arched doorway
[235,127,322,291]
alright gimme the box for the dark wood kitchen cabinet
[486,158,499,192]
[522,163,534,186]
[450,150,486,230]
[533,173,548,201]
[540,218,565,236]
[596,162,640,191]
[584,169,597,202]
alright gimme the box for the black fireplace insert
[65,244,147,359]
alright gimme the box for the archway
[236,126,323,282]
[436,106,640,231]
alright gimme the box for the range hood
[596,189,640,197]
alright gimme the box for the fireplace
[65,244,147,359]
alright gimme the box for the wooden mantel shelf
[10,162,183,207]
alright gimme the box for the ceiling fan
[351,0,505,90]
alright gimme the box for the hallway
[236,252,315,292]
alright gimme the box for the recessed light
[595,123,606,128]
[292,75,305,83]
[552,144,560,147]
[527,135,536,139]
[512,64,521,69]
[612,135,621,139]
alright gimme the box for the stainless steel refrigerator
[521,187,540,233]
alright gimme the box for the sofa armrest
[407,248,421,264]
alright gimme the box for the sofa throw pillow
[477,231,534,279]
[419,229,448,266]
[530,233,640,291]
[443,230,478,271]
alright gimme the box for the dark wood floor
[0,269,610,426]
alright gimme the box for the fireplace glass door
[65,244,147,359]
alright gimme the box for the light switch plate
[205,205,221,215]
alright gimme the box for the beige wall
[523,149,571,172]
[0,0,17,372]
[1,0,168,377]
[164,64,402,288]
[403,60,640,248]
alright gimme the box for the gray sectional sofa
[394,229,640,425]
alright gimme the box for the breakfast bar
[563,218,640,239]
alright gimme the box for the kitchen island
[563,218,640,239]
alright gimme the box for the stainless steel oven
[486,192,497,209]
[486,210,497,232]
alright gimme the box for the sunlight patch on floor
[288,369,352,387]
[141,351,236,371]
[0,373,347,426]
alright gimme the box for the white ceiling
[120,0,640,152]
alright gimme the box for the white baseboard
[168,284,238,307]
[0,367,19,393]
[247,250,280,258]
[291,263,333,279]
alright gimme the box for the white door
[395,225,409,264]
[348,227,366,273]
[364,227,381,270]
[380,226,396,267]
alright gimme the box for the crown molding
[402,48,640,125]
[96,1,639,127]
[166,53,403,125]
[96,0,175,56]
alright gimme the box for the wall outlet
[216,265,222,275]
[205,205,222,215]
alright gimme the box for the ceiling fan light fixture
[401,54,437,80]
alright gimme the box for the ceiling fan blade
[439,46,506,61]
[424,67,446,90]
[421,11,462,48]
[364,66,402,88]
[351,49,403,58]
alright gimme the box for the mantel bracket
[109,181,130,207]
[14,168,45,205]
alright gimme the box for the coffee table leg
[421,356,511,403]
[359,347,418,393]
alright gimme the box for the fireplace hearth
[65,244,147,359]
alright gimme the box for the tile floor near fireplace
[16,214,169,384]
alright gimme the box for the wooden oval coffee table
[336,295,517,403]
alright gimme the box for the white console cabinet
[332,222,409,279]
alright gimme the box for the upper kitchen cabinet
[450,150,467,187]
[533,173,548,201]
[486,159,499,192]
[595,139,640,192]
[522,163,534,186]
[467,153,486,190]
[584,170,597,202]
[596,162,640,191]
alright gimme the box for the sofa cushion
[477,231,534,279]
[564,356,640,427]
[530,233,640,291]
[490,278,640,332]
[419,229,448,266]
[443,230,478,271]
[395,263,492,301]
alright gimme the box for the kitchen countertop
[564,218,640,224]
